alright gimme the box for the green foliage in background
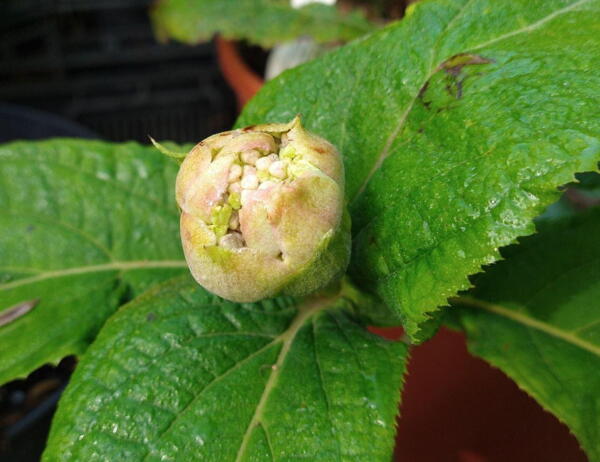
[0,140,187,384]
[451,208,600,460]
[151,0,376,48]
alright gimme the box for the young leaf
[238,0,600,340]
[43,277,408,461]
[151,0,375,48]
[452,208,600,461]
[0,139,188,384]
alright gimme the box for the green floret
[228,192,241,210]
[210,204,233,238]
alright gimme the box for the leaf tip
[149,136,187,160]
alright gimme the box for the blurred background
[0,1,591,461]
[0,0,236,145]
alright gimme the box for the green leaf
[43,277,408,461]
[150,0,375,48]
[452,207,600,461]
[238,0,600,339]
[0,139,188,384]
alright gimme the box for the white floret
[258,180,276,190]
[241,189,253,206]
[228,164,242,182]
[269,161,287,179]
[241,166,259,189]
[240,149,260,165]
[228,181,242,194]
[255,155,273,171]
[219,232,244,249]
[216,138,293,242]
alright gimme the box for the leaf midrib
[352,0,592,202]
[137,294,335,462]
[456,295,600,356]
[234,296,335,462]
[0,260,188,291]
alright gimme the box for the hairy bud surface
[176,117,350,302]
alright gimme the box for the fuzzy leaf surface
[151,0,375,48]
[0,139,187,384]
[43,277,408,461]
[238,0,600,339]
[453,208,600,461]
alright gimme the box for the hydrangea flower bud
[176,116,350,302]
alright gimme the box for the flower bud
[176,116,350,302]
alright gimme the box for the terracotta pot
[371,327,586,461]
[215,38,587,462]
[215,37,264,110]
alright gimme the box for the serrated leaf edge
[453,295,599,460]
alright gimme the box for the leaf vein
[352,0,591,202]
[311,316,343,461]
[142,337,281,461]
[0,260,187,291]
[469,0,593,52]
[456,296,600,356]
[234,296,334,462]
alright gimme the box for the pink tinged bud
[176,116,350,302]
